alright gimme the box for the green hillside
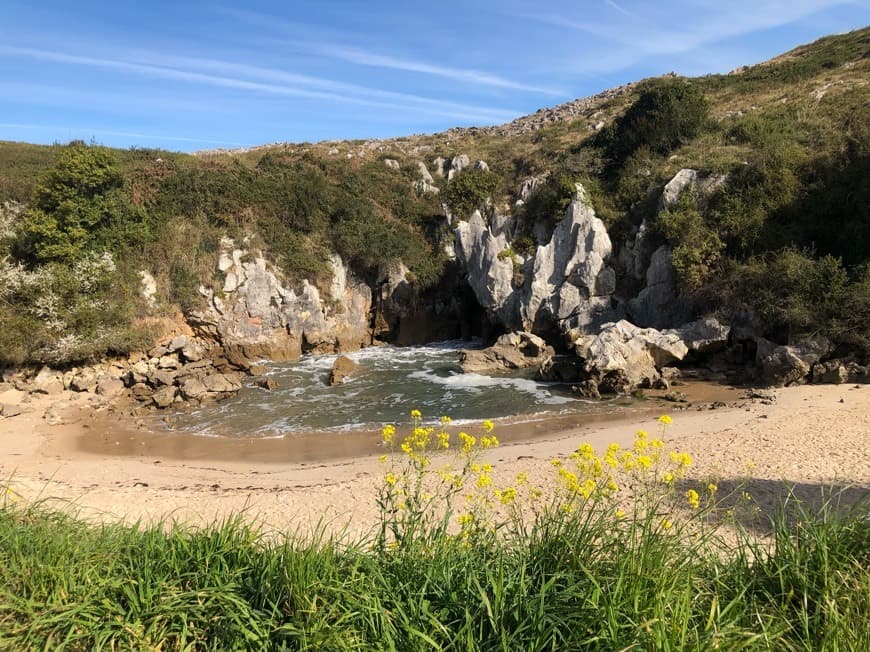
[0,27,867,366]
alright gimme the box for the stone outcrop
[329,355,358,385]
[454,184,616,339]
[188,241,371,366]
[460,332,553,374]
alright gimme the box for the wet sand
[1,381,867,538]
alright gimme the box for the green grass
[1,490,866,650]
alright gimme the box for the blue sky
[1,1,867,151]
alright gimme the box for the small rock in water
[329,355,358,386]
[255,377,279,391]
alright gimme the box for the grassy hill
[0,27,867,366]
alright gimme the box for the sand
[1,382,868,539]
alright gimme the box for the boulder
[179,378,208,400]
[96,376,126,397]
[416,161,434,184]
[254,377,279,391]
[756,337,833,387]
[32,367,63,395]
[665,317,730,354]
[69,370,98,393]
[0,403,23,418]
[329,355,358,385]
[384,159,400,170]
[460,332,554,374]
[579,320,689,393]
[151,386,177,408]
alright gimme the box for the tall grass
[1,488,866,650]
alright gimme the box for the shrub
[440,168,499,219]
[600,79,709,168]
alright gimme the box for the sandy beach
[1,382,868,538]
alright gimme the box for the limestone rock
[69,369,98,392]
[626,245,690,329]
[812,360,848,385]
[96,376,126,397]
[188,241,371,366]
[254,377,279,390]
[661,169,698,209]
[460,332,554,374]
[447,154,470,180]
[329,355,358,385]
[384,159,400,170]
[417,161,434,184]
[579,320,689,393]
[454,184,616,338]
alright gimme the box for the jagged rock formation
[188,240,371,366]
[329,355,358,385]
[454,184,616,339]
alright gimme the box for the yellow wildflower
[650,438,665,449]
[686,488,700,509]
[457,513,474,526]
[437,431,450,449]
[381,424,396,444]
[577,442,595,459]
[663,471,674,485]
[660,519,673,531]
[476,474,492,489]
[658,415,673,426]
[496,487,517,505]
[410,409,422,419]
[516,472,529,485]
[481,419,495,433]
[579,479,596,499]
[707,482,718,495]
[637,455,652,469]
[615,508,626,518]
[378,454,388,463]
[400,441,412,454]
[635,429,648,439]
[560,503,573,514]
[551,458,563,468]
[440,415,452,425]
[458,432,476,454]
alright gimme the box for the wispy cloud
[0,122,248,147]
[525,0,856,73]
[308,44,564,95]
[604,0,633,17]
[0,45,520,124]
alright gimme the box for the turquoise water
[163,341,601,437]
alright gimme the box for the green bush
[517,173,576,229]
[441,168,499,219]
[600,79,709,168]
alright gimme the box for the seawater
[163,340,610,438]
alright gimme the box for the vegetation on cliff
[0,27,867,365]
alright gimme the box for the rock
[32,367,63,395]
[538,356,585,382]
[626,245,690,329]
[661,169,698,209]
[166,335,189,353]
[416,161,434,184]
[158,355,180,370]
[180,339,204,362]
[152,386,177,408]
[756,337,833,387]
[579,320,689,393]
[384,159,400,170]
[248,364,269,376]
[254,377,279,391]
[433,156,447,177]
[0,403,23,418]
[460,332,554,374]
[131,383,153,401]
[454,184,616,337]
[845,362,869,383]
[69,370,98,392]
[44,407,64,425]
[179,378,208,400]
[474,160,489,171]
[329,355,358,385]
[811,360,848,385]
[661,367,681,383]
[665,317,730,354]
[188,243,371,366]
[148,370,177,387]
[149,345,168,358]
[140,270,157,308]
[96,377,126,397]
[573,379,601,399]
[202,373,242,394]
[447,154,470,180]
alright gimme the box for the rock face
[460,332,554,374]
[454,184,616,339]
[329,355,358,385]
[664,317,730,354]
[189,241,371,366]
